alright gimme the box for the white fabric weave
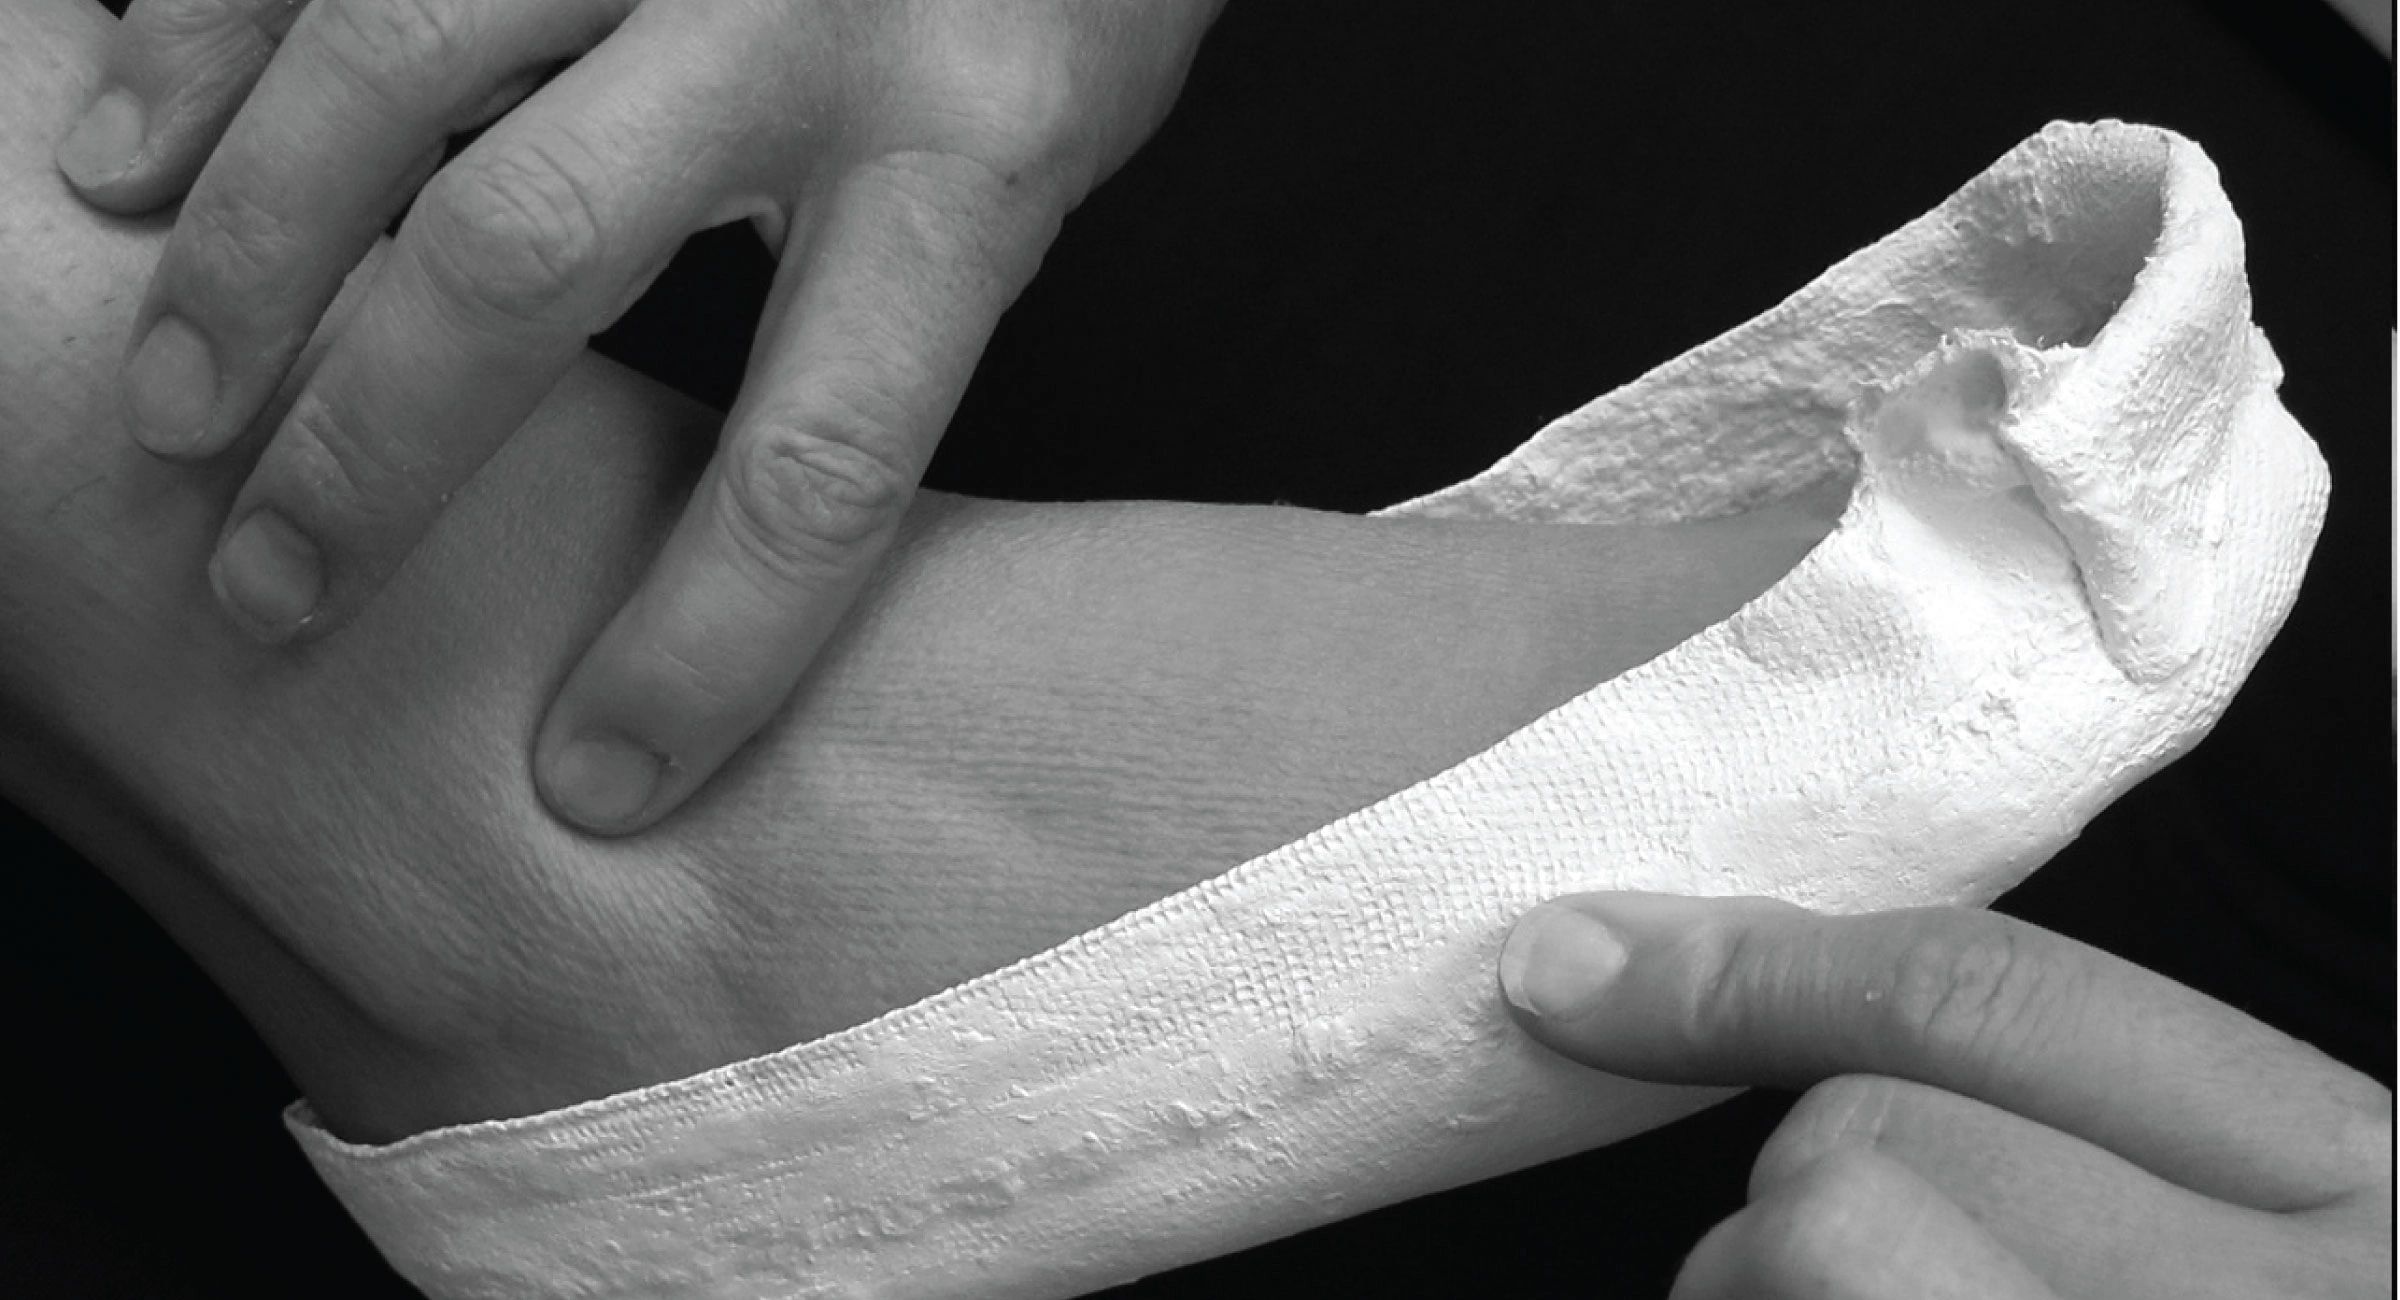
[287,120,2329,1300]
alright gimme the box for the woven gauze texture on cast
[288,120,2330,1300]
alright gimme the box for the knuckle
[418,134,611,328]
[129,0,269,44]
[1689,918,1795,1049]
[1751,1075,1899,1197]
[310,0,479,107]
[901,24,1083,175]
[1879,913,2073,1072]
[648,639,743,715]
[1752,1149,1895,1284]
[952,63,1078,176]
[274,388,409,524]
[172,180,306,309]
[718,405,915,579]
[863,147,1056,289]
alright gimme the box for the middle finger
[1750,1074,2341,1300]
[121,0,631,461]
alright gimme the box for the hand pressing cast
[1499,895,2392,1299]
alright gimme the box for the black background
[7,1,2390,1295]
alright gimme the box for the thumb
[1494,891,2388,1214]
[1498,891,1821,1085]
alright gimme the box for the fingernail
[125,315,220,455]
[1500,905,1628,1021]
[57,88,145,189]
[211,510,323,643]
[547,734,666,831]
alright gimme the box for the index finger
[1497,893,2390,1213]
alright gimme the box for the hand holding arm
[1499,894,2392,1299]
[59,0,1221,833]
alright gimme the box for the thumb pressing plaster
[288,120,2330,1300]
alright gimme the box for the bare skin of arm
[0,0,1840,1144]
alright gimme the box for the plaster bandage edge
[284,119,2332,1300]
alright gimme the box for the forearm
[1,0,720,1124]
[0,15,1448,1134]
[0,0,1835,1144]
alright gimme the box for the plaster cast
[286,120,2329,1300]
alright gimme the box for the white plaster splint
[285,120,2330,1299]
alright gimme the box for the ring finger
[1673,1147,2058,1300]
[120,0,632,462]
